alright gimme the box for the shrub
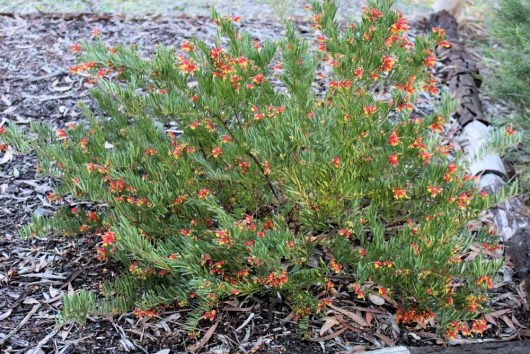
[486,0,530,180]
[3,0,508,337]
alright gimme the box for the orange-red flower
[179,59,197,74]
[56,129,67,140]
[447,162,458,174]
[351,283,364,299]
[430,116,445,134]
[427,186,443,197]
[476,275,493,289]
[373,261,393,269]
[133,309,156,318]
[203,310,217,321]
[96,247,108,261]
[392,188,408,200]
[395,103,412,112]
[198,188,211,199]
[389,131,399,146]
[263,220,274,230]
[385,35,399,47]
[265,270,289,288]
[390,17,408,34]
[368,8,383,19]
[409,137,426,150]
[465,295,485,313]
[211,146,222,158]
[396,308,435,324]
[388,154,399,166]
[332,156,341,168]
[380,55,396,72]
[102,231,116,246]
[418,151,432,164]
[239,161,251,174]
[471,319,488,334]
[432,27,446,37]
[263,161,271,175]
[252,74,265,84]
[181,40,195,52]
[424,54,436,68]
[338,229,351,238]
[69,61,97,74]
[364,105,376,115]
[329,258,343,273]
[87,211,99,223]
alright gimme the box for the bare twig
[235,313,255,332]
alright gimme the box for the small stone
[369,294,385,306]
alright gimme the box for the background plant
[1,0,511,337]
[484,0,530,183]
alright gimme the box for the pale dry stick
[235,312,255,332]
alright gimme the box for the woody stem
[216,115,282,207]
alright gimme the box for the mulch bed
[0,12,529,353]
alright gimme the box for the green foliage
[1,0,512,337]
[491,0,530,111]
[486,0,530,179]
[59,289,96,325]
[0,124,32,154]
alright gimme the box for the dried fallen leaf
[501,315,515,330]
[464,250,479,261]
[365,311,373,326]
[187,321,218,352]
[488,309,512,317]
[484,313,497,326]
[59,330,69,341]
[309,326,347,341]
[379,293,398,307]
[0,147,14,165]
[511,313,523,328]
[320,316,340,336]
[328,304,369,327]
[0,309,12,321]
[49,285,59,298]
[23,297,39,305]
[374,331,396,347]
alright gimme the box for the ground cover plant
[0,0,513,340]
